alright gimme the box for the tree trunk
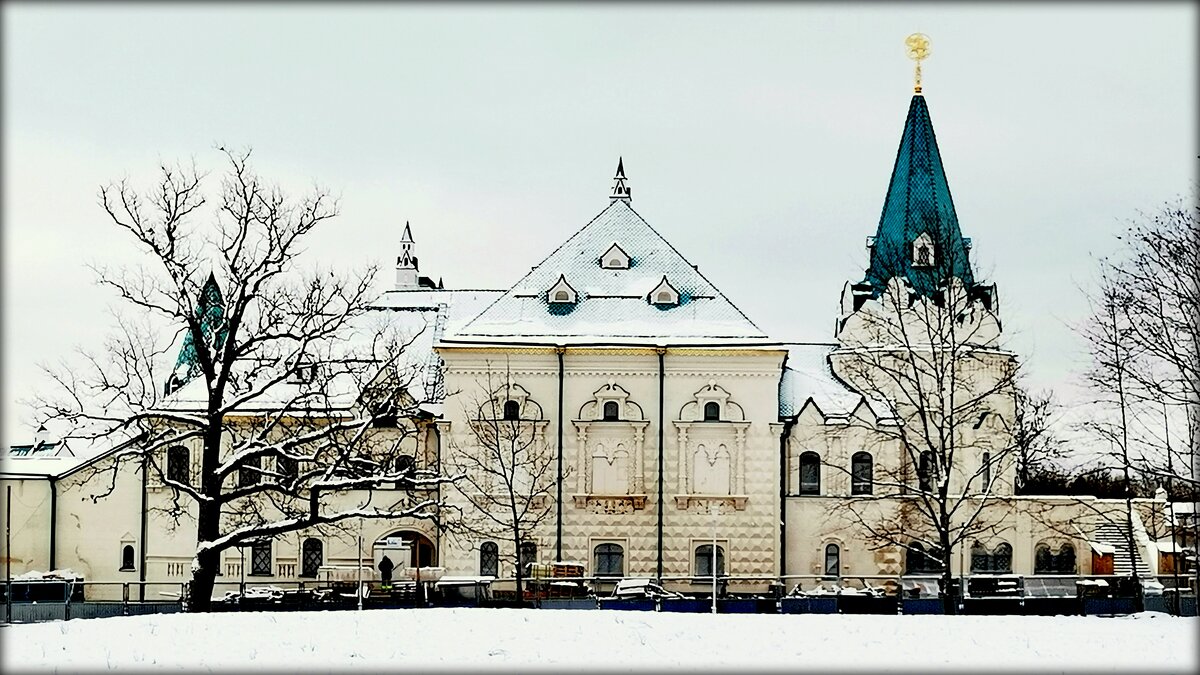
[513,534,524,603]
[939,532,957,615]
[187,547,220,613]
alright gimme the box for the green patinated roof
[862,94,974,297]
[167,273,227,393]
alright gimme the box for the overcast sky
[3,3,1196,445]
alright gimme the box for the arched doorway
[376,530,436,568]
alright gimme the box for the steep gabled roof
[443,200,771,346]
[862,94,975,298]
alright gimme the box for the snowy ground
[2,608,1196,673]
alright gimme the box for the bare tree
[445,364,558,601]
[825,230,1022,613]
[1080,196,1200,602]
[31,148,459,611]
[1012,387,1069,494]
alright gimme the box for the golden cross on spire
[905,33,931,94]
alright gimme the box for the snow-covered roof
[778,343,893,421]
[444,200,773,346]
[159,288,504,414]
[2,431,140,479]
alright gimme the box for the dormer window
[547,274,578,304]
[648,276,680,306]
[600,243,630,270]
[912,233,934,268]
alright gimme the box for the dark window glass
[250,540,272,576]
[480,542,499,577]
[1055,544,1076,574]
[239,455,262,488]
[703,402,720,422]
[503,400,520,421]
[695,544,725,578]
[519,541,537,574]
[824,544,840,577]
[918,452,932,492]
[120,545,135,571]
[981,451,992,489]
[992,543,1013,573]
[594,543,624,577]
[301,538,323,578]
[603,401,620,421]
[851,452,873,495]
[799,452,820,495]
[167,446,190,486]
[916,244,931,266]
[276,455,297,482]
[907,542,945,574]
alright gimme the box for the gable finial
[905,33,930,94]
[610,156,631,203]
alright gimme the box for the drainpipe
[48,477,58,571]
[556,346,565,562]
[779,419,796,584]
[139,454,149,601]
[657,346,666,580]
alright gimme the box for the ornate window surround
[672,381,749,511]
[571,382,649,513]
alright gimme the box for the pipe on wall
[556,346,565,562]
[656,346,666,580]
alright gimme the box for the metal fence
[3,573,1196,624]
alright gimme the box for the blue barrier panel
[1022,597,1080,616]
[963,598,1023,615]
[717,598,760,614]
[539,599,598,610]
[1081,597,1138,616]
[780,597,838,614]
[837,595,898,615]
[1142,596,1169,613]
[660,598,710,613]
[599,598,656,612]
[901,598,944,615]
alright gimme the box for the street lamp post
[711,501,719,615]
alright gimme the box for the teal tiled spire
[166,273,228,394]
[862,94,974,298]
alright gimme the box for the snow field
[2,608,1195,673]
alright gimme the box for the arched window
[992,543,1013,573]
[301,538,323,578]
[480,542,499,577]
[703,401,720,422]
[1034,543,1076,574]
[799,452,820,495]
[554,290,570,302]
[851,452,873,495]
[824,544,841,578]
[395,455,415,475]
[657,291,672,303]
[502,400,520,421]
[519,541,538,575]
[166,446,189,486]
[916,244,931,266]
[970,541,1012,573]
[594,543,625,577]
[250,539,272,576]
[917,452,932,492]
[120,544,136,571]
[603,401,620,421]
[695,544,725,578]
[906,542,945,575]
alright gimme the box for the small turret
[610,157,631,203]
[396,221,419,289]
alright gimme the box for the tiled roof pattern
[863,94,975,297]
[446,200,769,345]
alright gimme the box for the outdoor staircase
[1093,522,1154,577]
